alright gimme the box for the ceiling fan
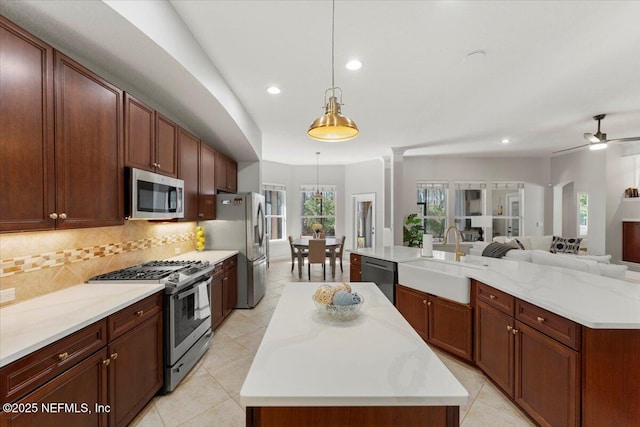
[553,114,640,154]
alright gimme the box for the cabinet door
[395,285,429,341]
[108,314,163,427]
[199,144,216,220]
[224,263,238,316]
[155,113,178,177]
[428,296,473,361]
[54,52,123,229]
[124,93,154,173]
[215,151,227,191]
[178,128,200,221]
[0,350,109,427]
[514,321,580,427]
[349,254,361,282]
[475,301,515,397]
[211,273,225,329]
[226,158,237,192]
[0,17,55,232]
[622,221,640,263]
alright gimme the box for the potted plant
[403,214,424,247]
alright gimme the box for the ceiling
[2,1,640,165]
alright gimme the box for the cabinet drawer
[350,253,361,266]
[0,319,107,403]
[475,282,514,316]
[516,299,581,351]
[224,256,237,270]
[108,292,163,341]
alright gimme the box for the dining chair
[307,239,326,280]
[288,236,307,272]
[328,235,346,272]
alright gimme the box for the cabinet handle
[156,163,161,169]
[136,310,144,316]
[512,329,519,335]
[59,213,67,220]
[536,316,545,323]
[102,359,110,366]
[198,213,204,217]
[427,301,431,306]
[58,352,68,361]
[489,294,496,300]
[111,352,118,360]
[423,300,427,304]
[49,213,58,219]
[506,325,513,332]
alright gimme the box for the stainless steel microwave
[125,168,184,220]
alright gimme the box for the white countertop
[0,283,164,367]
[240,282,468,407]
[351,246,422,263]
[0,250,238,368]
[398,250,640,329]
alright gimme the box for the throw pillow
[514,239,526,250]
[550,236,582,254]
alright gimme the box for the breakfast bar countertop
[240,282,468,407]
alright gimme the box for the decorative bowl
[313,294,364,321]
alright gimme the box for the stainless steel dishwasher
[360,256,397,304]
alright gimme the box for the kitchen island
[240,282,468,427]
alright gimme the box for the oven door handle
[176,277,212,300]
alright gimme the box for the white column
[391,148,406,245]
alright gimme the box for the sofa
[469,235,628,280]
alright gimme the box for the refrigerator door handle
[256,202,265,247]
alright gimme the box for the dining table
[291,237,342,279]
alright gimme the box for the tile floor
[131,258,535,427]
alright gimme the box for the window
[300,185,336,236]
[578,192,588,237]
[454,182,486,241]
[263,184,286,241]
[417,182,448,240]
[491,182,524,239]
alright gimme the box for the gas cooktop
[87,260,214,290]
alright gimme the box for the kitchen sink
[397,259,473,304]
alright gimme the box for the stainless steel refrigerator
[203,192,266,308]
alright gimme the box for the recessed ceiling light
[501,138,510,144]
[345,60,362,71]
[267,86,281,95]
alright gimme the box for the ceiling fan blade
[583,133,600,143]
[606,136,640,144]
[552,143,589,154]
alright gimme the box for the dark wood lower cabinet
[396,284,429,341]
[108,314,163,427]
[0,350,109,427]
[474,301,515,397]
[349,253,361,282]
[428,295,473,361]
[211,270,225,329]
[622,221,640,263]
[515,321,580,427]
[246,405,459,427]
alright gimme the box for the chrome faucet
[443,225,465,262]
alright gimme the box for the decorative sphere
[332,290,356,306]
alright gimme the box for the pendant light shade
[307,0,358,142]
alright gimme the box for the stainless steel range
[89,260,214,393]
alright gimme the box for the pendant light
[313,152,323,200]
[307,0,359,142]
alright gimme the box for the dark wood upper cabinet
[178,128,200,221]
[154,113,178,178]
[0,16,56,232]
[199,143,217,220]
[124,93,177,177]
[215,150,238,193]
[54,52,124,229]
[124,93,155,172]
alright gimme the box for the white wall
[606,146,640,263]
[551,149,607,254]
[344,159,385,250]
[262,161,346,260]
[400,156,551,240]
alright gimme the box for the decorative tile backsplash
[0,221,197,304]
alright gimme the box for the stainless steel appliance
[88,260,213,393]
[361,256,397,304]
[125,167,184,220]
[204,192,266,308]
